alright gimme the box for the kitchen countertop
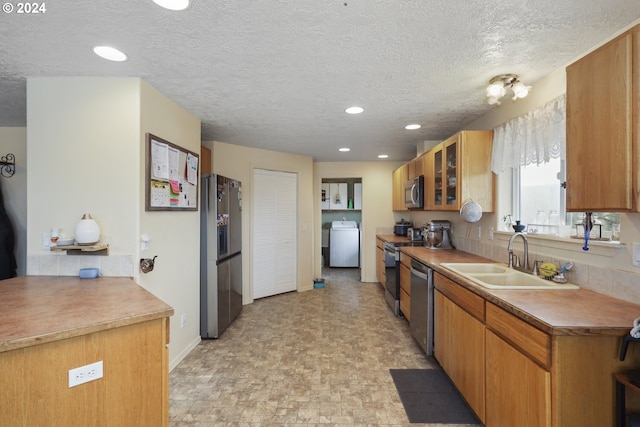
[377,235,640,337]
[0,276,174,353]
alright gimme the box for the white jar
[75,214,101,245]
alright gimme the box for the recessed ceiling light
[345,106,364,114]
[378,154,389,159]
[405,124,421,130]
[152,0,190,10]
[339,147,351,152]
[93,46,127,62]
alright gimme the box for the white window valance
[491,94,565,174]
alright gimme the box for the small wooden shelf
[50,243,109,255]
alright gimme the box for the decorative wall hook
[0,153,15,178]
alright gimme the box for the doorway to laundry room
[321,178,362,270]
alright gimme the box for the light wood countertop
[0,276,174,353]
[393,243,640,337]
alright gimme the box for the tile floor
[169,268,479,427]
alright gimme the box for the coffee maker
[423,220,455,249]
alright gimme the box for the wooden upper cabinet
[426,131,494,212]
[392,164,409,211]
[566,28,635,211]
[201,145,212,175]
[407,155,425,179]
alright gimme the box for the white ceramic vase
[75,213,101,245]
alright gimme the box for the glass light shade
[512,81,529,99]
[75,214,101,245]
[486,82,506,98]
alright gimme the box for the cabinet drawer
[400,252,411,268]
[400,287,410,321]
[434,272,484,321]
[399,262,410,293]
[486,302,551,368]
[376,238,384,249]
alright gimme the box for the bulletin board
[145,133,199,211]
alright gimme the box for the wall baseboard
[169,335,201,372]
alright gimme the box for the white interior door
[252,169,297,299]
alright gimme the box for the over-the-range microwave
[404,176,424,209]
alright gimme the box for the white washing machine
[329,221,360,267]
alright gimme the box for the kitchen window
[493,94,620,240]
[514,160,620,239]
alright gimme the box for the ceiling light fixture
[93,46,127,62]
[485,74,531,105]
[345,106,364,114]
[405,124,421,130]
[152,0,190,10]
[339,147,351,152]
[378,154,389,159]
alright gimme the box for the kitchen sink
[440,263,579,290]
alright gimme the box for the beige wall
[0,127,26,276]
[315,161,402,282]
[26,77,202,369]
[138,80,202,368]
[209,141,315,303]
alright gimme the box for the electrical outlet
[181,313,187,328]
[68,361,103,388]
[489,227,494,240]
[634,243,640,267]
[477,226,482,238]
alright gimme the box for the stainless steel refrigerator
[200,174,242,339]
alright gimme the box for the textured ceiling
[1,1,639,161]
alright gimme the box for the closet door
[252,169,297,299]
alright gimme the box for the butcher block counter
[0,276,174,427]
[379,236,640,427]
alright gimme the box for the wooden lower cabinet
[0,318,170,427]
[434,274,640,427]
[434,280,485,422]
[376,238,386,288]
[486,330,551,427]
[399,254,411,320]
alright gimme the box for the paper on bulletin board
[186,153,198,184]
[151,139,169,180]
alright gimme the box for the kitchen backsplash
[27,254,135,277]
[455,235,640,305]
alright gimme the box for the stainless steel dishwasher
[410,259,434,355]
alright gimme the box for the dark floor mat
[390,368,481,424]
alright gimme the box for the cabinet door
[392,165,408,211]
[485,330,551,427]
[431,144,445,209]
[399,262,410,320]
[321,183,330,210]
[329,183,348,210]
[353,183,362,210]
[434,289,485,421]
[566,32,633,211]
[443,137,459,208]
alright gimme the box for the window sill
[492,231,625,257]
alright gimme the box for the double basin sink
[440,263,579,290]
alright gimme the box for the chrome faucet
[508,232,530,272]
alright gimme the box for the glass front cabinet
[427,131,494,212]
